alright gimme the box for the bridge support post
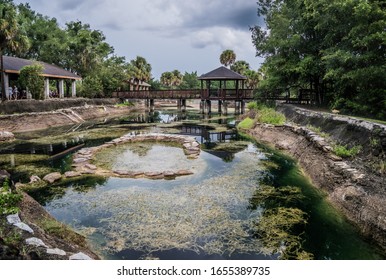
[177,99,181,111]
[241,100,245,114]
[149,99,155,112]
[200,100,205,114]
[222,101,228,115]
[205,100,211,114]
[181,99,187,112]
[218,100,222,114]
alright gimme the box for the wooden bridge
[112,89,255,114]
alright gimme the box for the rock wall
[0,98,120,114]
[276,103,386,158]
[245,105,386,252]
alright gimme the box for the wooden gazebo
[198,66,248,114]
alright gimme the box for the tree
[179,71,200,89]
[128,56,152,90]
[171,70,183,88]
[251,0,386,119]
[18,63,44,99]
[244,69,260,89]
[17,3,68,67]
[0,1,29,100]
[160,71,173,88]
[65,21,113,76]
[230,60,250,75]
[220,49,236,67]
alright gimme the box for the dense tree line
[0,0,153,98]
[251,0,386,119]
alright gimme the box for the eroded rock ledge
[70,133,201,180]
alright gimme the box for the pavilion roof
[2,56,81,80]
[198,66,246,80]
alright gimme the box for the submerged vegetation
[251,185,313,260]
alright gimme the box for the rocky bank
[244,104,386,251]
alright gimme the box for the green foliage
[251,0,386,119]
[0,179,22,215]
[247,101,259,110]
[219,49,236,67]
[77,75,103,98]
[18,63,44,99]
[230,60,250,75]
[179,71,200,89]
[39,217,86,246]
[256,107,286,125]
[237,117,255,130]
[333,144,362,158]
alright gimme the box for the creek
[0,109,384,260]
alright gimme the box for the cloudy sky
[14,0,264,79]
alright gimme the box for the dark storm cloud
[184,5,260,30]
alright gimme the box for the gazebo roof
[198,66,246,80]
[2,56,81,80]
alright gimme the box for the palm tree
[0,2,29,100]
[219,49,236,67]
[128,56,152,90]
[171,70,183,88]
[231,60,250,75]
[244,69,260,89]
[160,71,173,88]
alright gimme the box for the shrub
[18,63,44,100]
[237,117,255,129]
[333,144,361,158]
[0,179,22,214]
[257,107,286,125]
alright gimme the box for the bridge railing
[199,89,255,100]
[113,90,201,99]
[112,89,255,100]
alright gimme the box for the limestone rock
[64,171,81,178]
[47,248,66,256]
[29,175,41,183]
[85,164,97,170]
[7,213,21,225]
[0,131,15,142]
[14,222,34,234]
[26,237,48,248]
[43,172,62,184]
[69,252,93,260]
[176,170,194,176]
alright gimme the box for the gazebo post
[59,79,64,98]
[71,80,77,97]
[44,78,50,99]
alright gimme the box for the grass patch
[39,218,86,247]
[237,117,255,129]
[256,107,286,125]
[333,144,362,158]
[306,125,330,138]
[116,101,134,107]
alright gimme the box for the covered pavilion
[198,66,248,114]
[1,55,81,100]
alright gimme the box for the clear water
[1,110,384,260]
